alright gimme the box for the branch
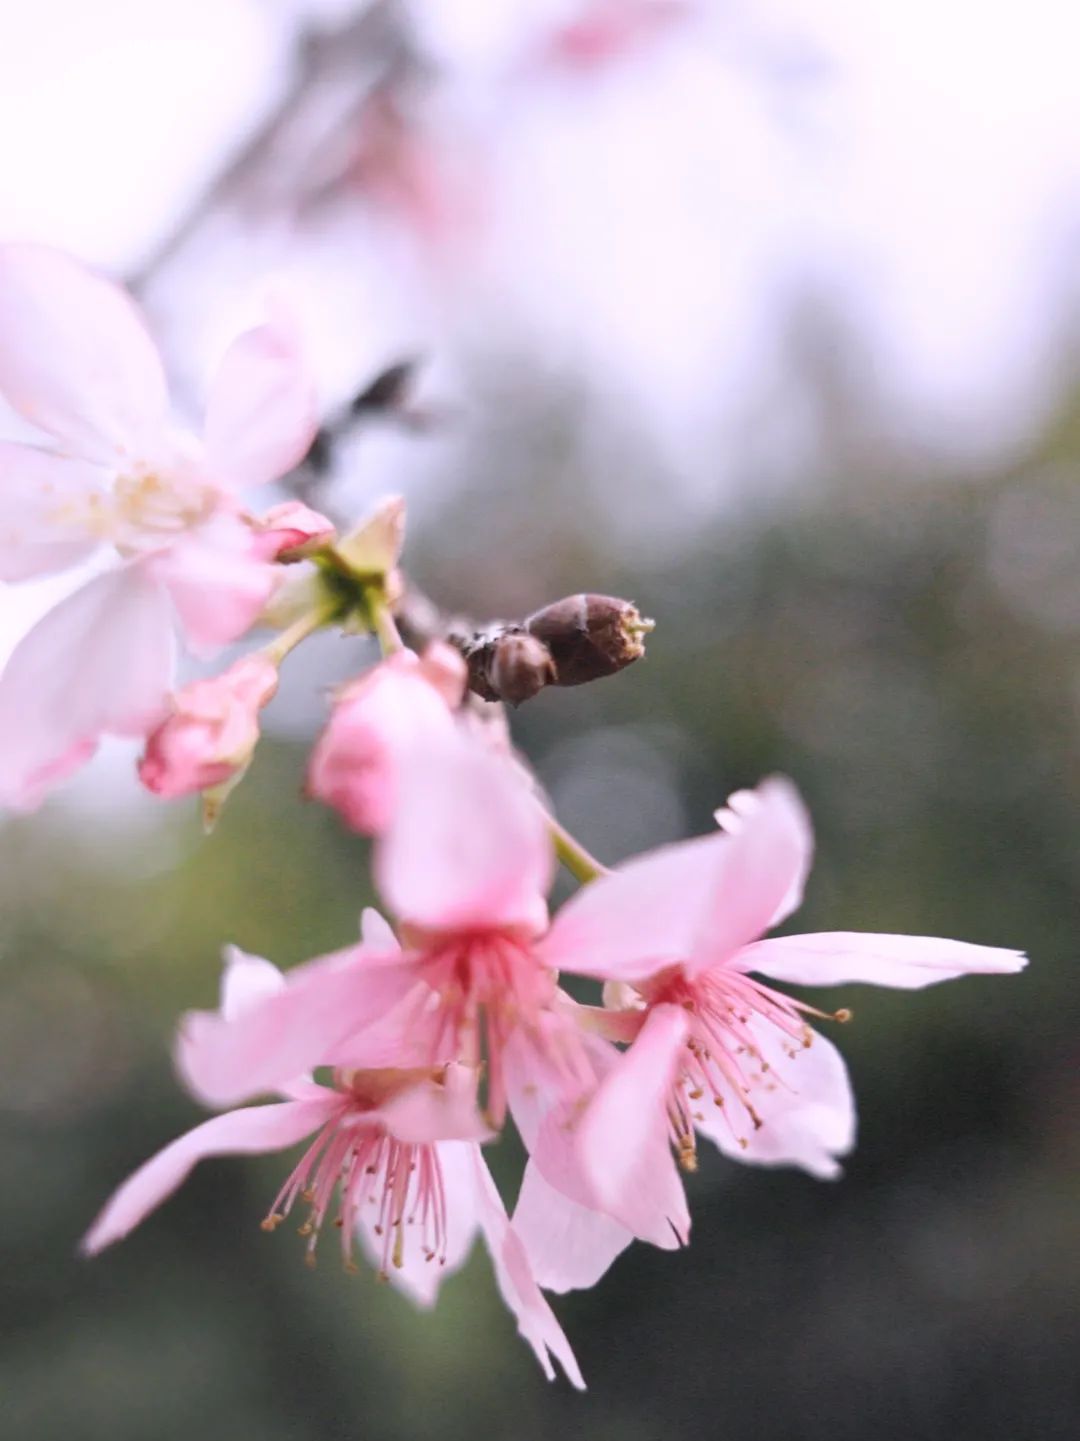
[129,2,419,294]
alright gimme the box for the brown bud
[525,594,653,688]
[476,632,557,707]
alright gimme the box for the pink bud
[251,502,335,561]
[415,641,468,707]
[307,645,464,834]
[138,655,279,798]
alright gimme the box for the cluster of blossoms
[0,247,1026,1387]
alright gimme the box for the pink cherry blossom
[354,1135,585,1386]
[347,733,606,1130]
[138,654,279,799]
[175,927,421,1111]
[537,777,1027,1216]
[306,643,466,835]
[0,244,317,808]
[507,1015,683,1294]
[181,734,580,1127]
[179,740,691,1273]
[83,946,582,1387]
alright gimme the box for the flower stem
[548,815,609,885]
[371,599,406,657]
[261,605,336,667]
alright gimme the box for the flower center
[56,464,218,552]
[643,967,851,1170]
[409,930,587,1127]
[260,1081,448,1278]
[108,468,216,549]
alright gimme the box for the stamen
[653,966,857,1161]
[414,931,590,1128]
[259,1093,449,1278]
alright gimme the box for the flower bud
[251,502,335,560]
[138,656,279,799]
[415,640,469,707]
[525,594,652,687]
[471,632,556,707]
[307,644,463,834]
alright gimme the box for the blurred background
[0,2,1077,1438]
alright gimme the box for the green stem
[549,815,609,885]
[261,604,337,666]
[371,599,406,657]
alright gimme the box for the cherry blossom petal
[546,777,812,982]
[176,947,421,1107]
[504,1022,650,1270]
[378,1064,492,1144]
[307,655,459,835]
[360,907,400,952]
[80,1098,336,1255]
[0,244,167,464]
[539,831,725,981]
[215,946,327,1100]
[323,977,453,1074]
[693,1018,856,1180]
[150,516,277,657]
[469,1144,585,1388]
[576,1003,690,1249]
[415,641,467,708]
[219,945,286,1020]
[0,563,174,810]
[686,775,813,975]
[741,932,1028,990]
[513,1161,632,1294]
[714,783,811,929]
[504,1021,620,1205]
[203,310,317,490]
[504,1008,674,1268]
[376,731,553,934]
[355,1137,480,1308]
[0,442,103,580]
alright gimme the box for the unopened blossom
[83,946,582,1387]
[0,244,317,809]
[535,777,1027,1235]
[306,643,466,834]
[138,654,279,799]
[251,501,335,560]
